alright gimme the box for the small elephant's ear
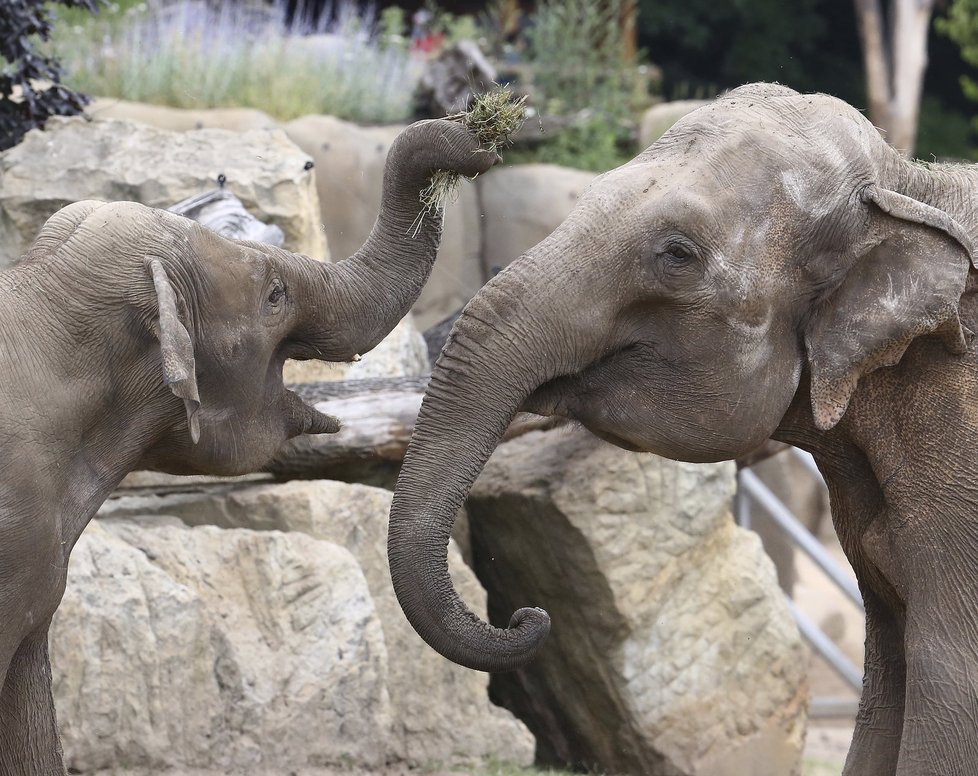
[804,185,974,431]
[148,259,201,444]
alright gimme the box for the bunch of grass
[417,87,527,227]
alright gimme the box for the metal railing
[735,448,864,718]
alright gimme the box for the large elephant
[0,118,497,773]
[388,83,978,776]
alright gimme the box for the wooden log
[267,377,564,484]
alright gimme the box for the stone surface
[0,117,326,267]
[477,164,596,274]
[98,480,535,768]
[466,427,808,776]
[51,521,389,772]
[86,97,280,134]
[638,100,711,149]
[282,314,429,383]
[284,114,484,329]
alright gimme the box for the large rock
[0,117,327,267]
[466,427,808,776]
[281,314,429,384]
[284,114,484,329]
[86,98,280,133]
[638,100,711,149]
[477,164,596,274]
[51,520,389,773]
[98,480,535,768]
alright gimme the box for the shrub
[0,0,102,150]
[50,0,422,124]
[513,0,647,172]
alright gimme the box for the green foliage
[48,1,421,123]
[915,93,975,161]
[422,1,481,46]
[515,0,645,172]
[933,1,978,153]
[937,0,978,107]
[508,115,634,172]
[379,5,408,51]
[528,0,641,116]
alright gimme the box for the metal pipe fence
[735,448,864,717]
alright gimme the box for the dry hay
[413,87,527,234]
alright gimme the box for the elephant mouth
[520,341,653,450]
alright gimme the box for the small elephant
[0,118,497,773]
[388,84,978,776]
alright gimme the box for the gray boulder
[638,100,711,149]
[85,98,280,133]
[0,117,327,267]
[51,521,389,773]
[98,480,535,768]
[477,164,596,274]
[281,314,429,384]
[466,427,808,776]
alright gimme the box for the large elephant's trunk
[388,246,611,671]
[298,119,498,361]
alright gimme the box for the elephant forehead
[184,227,270,313]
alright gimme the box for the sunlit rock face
[467,426,808,776]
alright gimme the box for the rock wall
[53,520,389,773]
[467,427,808,776]
[60,480,536,772]
[0,117,327,266]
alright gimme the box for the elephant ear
[148,259,201,444]
[804,185,976,431]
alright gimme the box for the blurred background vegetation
[6,0,978,166]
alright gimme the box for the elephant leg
[0,625,65,776]
[843,593,905,776]
[895,595,978,776]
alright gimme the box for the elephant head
[20,118,497,479]
[387,83,978,671]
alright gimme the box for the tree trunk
[854,0,935,156]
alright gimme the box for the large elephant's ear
[804,185,975,431]
[148,259,201,444]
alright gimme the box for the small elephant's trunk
[297,120,499,363]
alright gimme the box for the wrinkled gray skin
[0,118,497,774]
[389,84,978,776]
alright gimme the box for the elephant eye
[268,283,286,305]
[663,244,693,263]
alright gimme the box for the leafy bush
[50,0,422,123]
[937,1,978,108]
[514,0,647,172]
[0,0,102,150]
